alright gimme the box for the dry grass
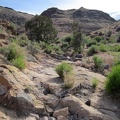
[63,71,76,88]
[98,53,114,67]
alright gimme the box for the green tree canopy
[25,15,57,43]
[71,21,83,54]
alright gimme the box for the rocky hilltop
[0,6,116,38]
[0,6,33,31]
[41,7,116,38]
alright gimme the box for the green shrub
[94,36,102,42]
[44,44,53,54]
[93,56,104,73]
[55,62,73,78]
[27,42,40,55]
[9,22,17,31]
[7,43,25,60]
[11,57,26,70]
[109,36,116,43]
[18,34,28,41]
[105,65,120,96]
[61,42,69,49]
[92,78,99,88]
[0,47,8,55]
[114,55,120,66]
[52,45,63,55]
[87,45,98,56]
[99,44,107,52]
[7,43,26,70]
[114,44,120,52]
[86,40,97,47]
[39,41,46,49]
[9,36,30,47]
[64,36,72,43]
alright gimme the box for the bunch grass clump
[63,71,75,88]
[7,43,26,70]
[105,65,120,96]
[55,62,75,88]
[55,62,73,78]
[92,78,99,88]
[93,56,104,73]
[87,45,98,56]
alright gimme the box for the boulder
[45,94,59,108]
[53,107,68,118]
[75,54,83,58]
[41,82,62,96]
[26,54,38,63]
[0,64,44,116]
[61,94,119,120]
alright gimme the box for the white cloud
[53,0,120,14]
[18,0,120,19]
[110,12,120,20]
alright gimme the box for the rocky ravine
[0,55,120,120]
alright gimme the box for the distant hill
[41,7,116,38]
[0,6,33,29]
[0,6,116,38]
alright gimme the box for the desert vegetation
[0,42,26,69]
[105,65,120,97]
[1,6,120,120]
[92,78,99,88]
[55,62,73,78]
[55,62,75,88]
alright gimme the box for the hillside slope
[0,6,33,28]
[41,7,116,38]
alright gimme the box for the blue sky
[1,0,120,19]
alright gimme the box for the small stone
[46,94,59,108]
[46,105,54,115]
[43,88,51,95]
[30,113,40,120]
[85,99,91,106]
[75,54,83,58]
[42,116,49,120]
[49,117,56,120]
[104,64,109,69]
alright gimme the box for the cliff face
[41,7,116,38]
